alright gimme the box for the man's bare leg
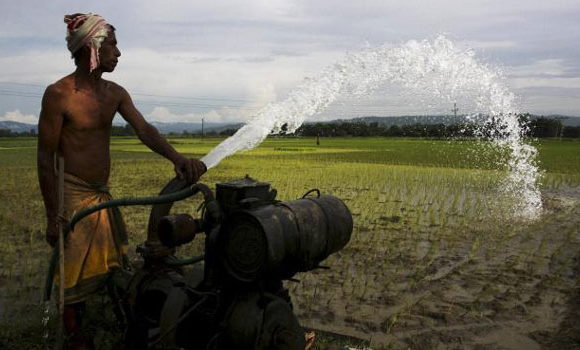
[63,302,94,350]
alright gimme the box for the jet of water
[201,35,542,218]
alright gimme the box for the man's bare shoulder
[103,79,129,96]
[44,75,74,99]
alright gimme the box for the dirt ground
[292,187,580,349]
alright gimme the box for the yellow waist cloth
[59,173,127,304]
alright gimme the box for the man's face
[98,29,121,73]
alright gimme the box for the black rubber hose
[43,184,204,302]
[163,254,205,266]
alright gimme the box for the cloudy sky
[0,0,579,125]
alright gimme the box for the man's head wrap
[64,13,110,73]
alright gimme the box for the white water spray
[201,35,542,218]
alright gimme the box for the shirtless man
[37,13,205,347]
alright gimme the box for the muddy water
[291,187,580,349]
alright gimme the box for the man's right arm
[37,85,64,247]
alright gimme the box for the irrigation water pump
[46,175,353,349]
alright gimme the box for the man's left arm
[116,85,206,183]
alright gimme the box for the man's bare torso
[52,74,122,184]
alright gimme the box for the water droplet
[201,35,541,218]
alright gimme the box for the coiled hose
[43,183,206,302]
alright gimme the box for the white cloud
[507,59,569,77]
[148,107,198,123]
[0,110,38,124]
[112,48,337,98]
[108,47,339,123]
[0,50,72,84]
[517,94,580,116]
[1,1,580,119]
[462,40,518,49]
[510,77,580,89]
[147,106,245,124]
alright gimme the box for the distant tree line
[1,116,579,138]
[294,121,481,138]
[291,116,580,139]
[0,125,137,137]
[525,116,580,138]
[167,128,240,137]
[0,124,237,138]
[0,128,36,137]
[110,124,136,136]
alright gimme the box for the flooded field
[1,137,579,349]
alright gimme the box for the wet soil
[292,187,580,349]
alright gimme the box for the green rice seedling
[1,136,579,348]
